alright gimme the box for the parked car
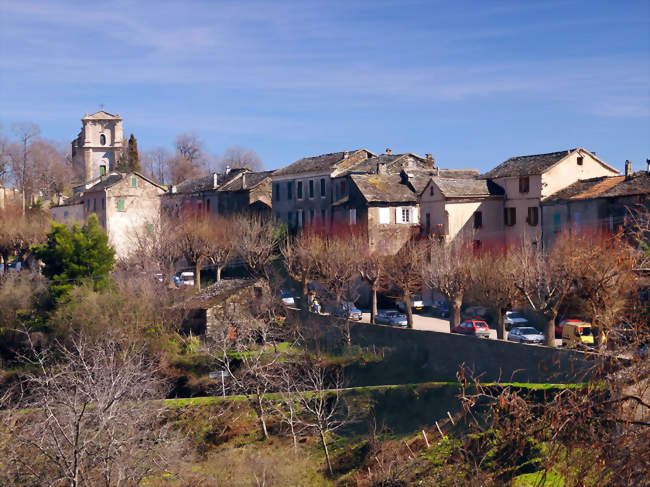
[325,301,363,320]
[561,321,594,348]
[375,310,408,327]
[431,300,449,318]
[179,271,195,286]
[504,311,528,330]
[397,295,425,313]
[6,260,22,272]
[452,320,491,339]
[280,290,296,306]
[555,319,586,338]
[507,327,545,344]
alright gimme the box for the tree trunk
[216,265,223,281]
[320,429,333,475]
[404,292,414,329]
[370,282,378,324]
[449,294,462,332]
[545,315,556,347]
[301,274,309,311]
[495,307,506,340]
[255,396,269,439]
[195,259,202,291]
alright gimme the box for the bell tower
[71,110,123,183]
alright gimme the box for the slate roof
[218,170,273,192]
[544,172,650,202]
[84,173,125,192]
[179,278,263,309]
[431,178,505,198]
[55,192,85,207]
[482,150,575,178]
[437,169,480,179]
[349,173,418,204]
[336,153,430,176]
[273,149,370,176]
[174,174,218,194]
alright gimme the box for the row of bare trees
[281,222,642,347]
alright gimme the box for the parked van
[561,321,594,348]
[179,271,195,286]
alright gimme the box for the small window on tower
[577,156,584,166]
[100,134,106,146]
[99,165,106,176]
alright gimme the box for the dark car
[431,300,450,318]
[375,310,408,327]
[326,301,363,321]
[452,320,491,339]
[507,327,545,344]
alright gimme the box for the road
[360,311,563,346]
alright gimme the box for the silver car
[375,310,408,327]
[507,327,545,344]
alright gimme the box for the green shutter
[553,213,561,232]
[131,177,137,187]
[117,198,125,212]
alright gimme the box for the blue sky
[1,0,648,173]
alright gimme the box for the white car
[397,295,425,313]
[504,311,528,330]
[507,327,545,345]
[179,271,195,286]
[281,290,295,306]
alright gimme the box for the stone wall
[288,309,604,385]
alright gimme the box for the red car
[555,319,586,338]
[452,320,491,339]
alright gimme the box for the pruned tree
[235,214,279,278]
[468,247,519,339]
[0,204,47,271]
[311,232,360,306]
[0,333,187,487]
[142,146,171,185]
[380,239,426,329]
[178,216,213,291]
[509,234,581,347]
[422,237,473,331]
[219,144,263,172]
[358,242,383,324]
[281,231,324,309]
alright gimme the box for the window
[504,207,516,226]
[93,198,96,211]
[297,181,303,199]
[117,198,125,212]
[309,208,314,223]
[321,209,326,223]
[519,177,529,193]
[577,156,584,166]
[287,181,293,200]
[100,165,106,176]
[297,209,304,227]
[349,208,357,225]
[379,207,390,224]
[274,184,280,201]
[309,180,314,198]
[131,177,137,187]
[401,208,410,223]
[339,180,346,198]
[430,185,434,196]
[101,198,105,210]
[527,207,539,226]
[553,213,561,233]
[425,213,430,232]
[320,178,326,197]
[206,198,211,212]
[86,199,90,210]
[473,211,482,229]
[64,210,68,218]
[100,134,106,145]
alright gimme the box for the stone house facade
[271,149,374,230]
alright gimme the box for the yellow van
[561,321,594,348]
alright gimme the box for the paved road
[360,311,563,346]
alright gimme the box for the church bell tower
[71,110,123,183]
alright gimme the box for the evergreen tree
[32,214,115,298]
[116,134,141,173]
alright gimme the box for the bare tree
[8,123,40,210]
[0,204,47,271]
[142,146,171,184]
[423,238,474,331]
[1,334,186,487]
[509,235,581,347]
[358,242,383,324]
[295,358,350,475]
[174,132,204,164]
[281,232,323,309]
[235,214,279,278]
[380,239,426,328]
[219,144,263,172]
[468,248,519,339]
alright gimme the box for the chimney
[385,147,392,154]
[242,172,246,188]
[624,160,632,179]
[225,165,231,175]
[377,162,387,175]
[343,151,349,159]
[213,172,218,188]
